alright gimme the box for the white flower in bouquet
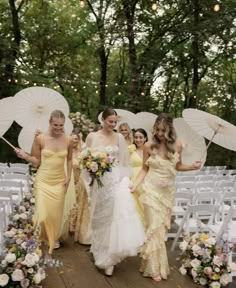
[179,265,187,275]
[27,268,34,274]
[19,206,26,213]
[205,237,216,247]
[20,278,30,288]
[90,162,98,173]
[4,229,16,238]
[179,240,188,252]
[190,258,201,270]
[33,273,42,284]
[11,268,24,281]
[199,277,207,286]
[13,214,20,221]
[210,281,221,288]
[22,253,40,267]
[1,260,7,268]
[24,193,31,200]
[21,241,27,249]
[215,267,220,273]
[38,267,46,280]
[30,198,35,204]
[204,266,213,275]
[213,255,223,267]
[192,244,202,256]
[191,268,198,279]
[0,274,9,287]
[5,252,16,263]
[19,213,28,220]
[220,273,231,286]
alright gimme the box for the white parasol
[174,118,207,166]
[13,87,70,131]
[18,118,73,153]
[132,112,157,141]
[183,109,236,153]
[0,97,16,149]
[98,109,135,129]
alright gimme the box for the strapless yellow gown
[139,152,179,279]
[129,145,144,223]
[33,149,67,254]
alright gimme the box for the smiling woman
[15,110,73,259]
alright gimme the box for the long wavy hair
[118,122,133,143]
[152,113,177,154]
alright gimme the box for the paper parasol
[132,112,157,141]
[174,118,207,166]
[13,87,70,131]
[183,109,236,152]
[18,118,73,153]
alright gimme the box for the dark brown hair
[102,108,117,120]
[134,128,148,145]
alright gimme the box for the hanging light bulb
[151,3,157,11]
[213,4,220,12]
[80,0,85,8]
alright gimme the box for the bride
[85,108,145,276]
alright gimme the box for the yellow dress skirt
[139,152,179,279]
[129,145,145,224]
[33,149,67,254]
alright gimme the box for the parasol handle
[200,129,218,161]
[0,136,16,150]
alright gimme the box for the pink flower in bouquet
[204,266,213,275]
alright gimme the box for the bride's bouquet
[80,148,116,188]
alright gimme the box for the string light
[213,4,220,12]
[151,3,157,11]
[80,0,85,8]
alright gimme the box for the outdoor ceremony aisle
[41,236,236,288]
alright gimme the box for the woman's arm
[85,132,95,148]
[15,135,41,167]
[130,142,150,192]
[64,136,73,193]
[175,141,201,171]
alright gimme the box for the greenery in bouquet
[178,233,232,287]
[0,192,46,287]
[80,148,116,188]
[69,111,95,135]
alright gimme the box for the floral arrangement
[179,233,233,287]
[69,111,95,135]
[80,148,116,188]
[0,191,46,288]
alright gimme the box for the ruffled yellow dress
[129,144,144,224]
[70,149,91,245]
[33,149,67,254]
[139,151,179,279]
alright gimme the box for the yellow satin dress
[139,151,179,279]
[129,144,144,224]
[33,148,67,254]
[70,149,91,245]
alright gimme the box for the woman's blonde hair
[152,113,176,154]
[49,110,65,122]
[118,122,133,143]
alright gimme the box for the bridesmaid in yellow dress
[129,128,148,224]
[69,129,91,245]
[118,122,133,145]
[131,113,201,281]
[15,110,73,258]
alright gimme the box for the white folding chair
[7,166,29,175]
[197,175,215,182]
[0,180,23,203]
[171,204,219,251]
[0,163,8,167]
[3,174,31,193]
[0,190,13,219]
[9,163,30,169]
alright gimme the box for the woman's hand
[34,129,42,137]
[63,177,71,193]
[192,160,202,170]
[15,148,28,160]
[129,182,136,193]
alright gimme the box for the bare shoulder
[86,132,96,140]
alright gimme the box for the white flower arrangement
[0,185,45,288]
[179,233,233,287]
[69,111,95,134]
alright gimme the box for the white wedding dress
[88,134,145,269]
